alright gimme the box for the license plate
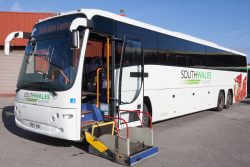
[30,122,41,129]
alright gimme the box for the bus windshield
[17,15,85,92]
[17,36,80,92]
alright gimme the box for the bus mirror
[70,30,79,49]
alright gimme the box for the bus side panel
[144,65,246,122]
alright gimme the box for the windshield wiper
[16,82,57,97]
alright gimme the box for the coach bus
[5,9,247,141]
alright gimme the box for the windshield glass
[17,14,85,92]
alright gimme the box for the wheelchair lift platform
[81,104,158,165]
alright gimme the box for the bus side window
[167,54,178,66]
[123,39,142,67]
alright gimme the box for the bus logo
[70,98,76,104]
[181,69,212,85]
[24,92,50,103]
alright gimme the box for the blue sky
[1,0,250,62]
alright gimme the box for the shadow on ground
[240,99,250,105]
[1,105,88,151]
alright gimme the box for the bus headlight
[63,114,73,119]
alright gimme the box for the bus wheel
[143,103,150,127]
[225,91,232,109]
[216,91,225,111]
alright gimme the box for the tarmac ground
[1,97,250,167]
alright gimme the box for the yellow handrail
[96,68,102,107]
[96,37,110,107]
[106,37,110,104]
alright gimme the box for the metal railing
[119,110,153,129]
[104,115,129,138]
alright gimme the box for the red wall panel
[0,12,54,46]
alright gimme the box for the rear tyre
[225,91,232,109]
[216,91,225,111]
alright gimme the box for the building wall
[0,50,24,96]
[0,12,53,96]
[0,12,53,46]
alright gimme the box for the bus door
[81,33,112,120]
[118,37,144,127]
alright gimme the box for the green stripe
[185,80,200,84]
[25,98,38,102]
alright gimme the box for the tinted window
[92,16,114,34]
[123,39,142,67]
[114,20,246,72]
[186,42,205,54]
[145,51,157,65]
[158,34,186,54]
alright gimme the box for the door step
[81,120,98,127]
[81,110,93,115]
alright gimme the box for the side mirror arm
[69,18,88,49]
[69,18,87,31]
[4,31,31,56]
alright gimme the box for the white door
[118,38,144,127]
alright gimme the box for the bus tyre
[216,91,225,111]
[225,91,232,109]
[143,103,150,127]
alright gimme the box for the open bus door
[117,37,145,128]
[81,35,158,165]
[80,32,146,127]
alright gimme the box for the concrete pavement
[1,97,250,167]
